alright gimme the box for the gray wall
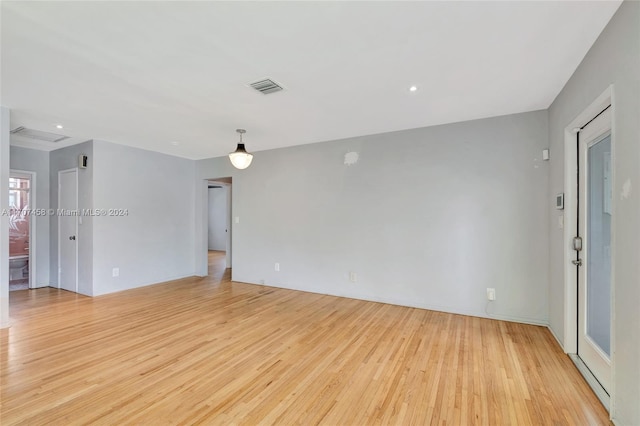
[548,1,640,423]
[10,146,50,287]
[92,140,195,296]
[196,110,550,324]
[50,141,93,295]
[208,187,227,251]
[0,107,10,327]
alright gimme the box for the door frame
[9,170,36,289]
[206,179,232,269]
[578,115,612,393]
[562,85,615,412]
[197,177,234,276]
[57,168,79,292]
[206,179,233,268]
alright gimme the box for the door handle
[69,236,76,241]
[572,259,582,266]
[573,236,583,251]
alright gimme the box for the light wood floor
[1,251,609,425]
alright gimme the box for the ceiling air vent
[249,78,284,95]
[10,126,69,143]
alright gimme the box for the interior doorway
[206,177,232,273]
[8,171,34,291]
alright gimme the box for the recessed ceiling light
[170,141,180,146]
[56,124,64,129]
[409,86,418,92]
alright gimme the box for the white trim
[203,178,234,275]
[9,170,36,289]
[232,277,550,326]
[548,325,565,351]
[207,180,231,187]
[606,88,617,418]
[562,85,615,418]
[57,168,79,293]
[90,273,196,297]
[1,107,11,328]
[563,127,578,354]
[569,354,610,411]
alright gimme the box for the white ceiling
[1,1,622,159]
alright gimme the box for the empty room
[1,1,639,425]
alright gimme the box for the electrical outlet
[112,267,119,277]
[349,272,357,283]
[487,288,496,301]
[275,263,280,272]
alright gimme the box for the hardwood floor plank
[1,252,609,425]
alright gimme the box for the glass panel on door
[586,135,611,357]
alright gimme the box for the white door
[58,169,78,292]
[577,107,612,393]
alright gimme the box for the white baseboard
[547,325,565,351]
[569,354,610,412]
[234,277,549,327]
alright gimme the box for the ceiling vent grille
[10,126,69,143]
[249,78,283,95]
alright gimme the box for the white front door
[577,107,612,393]
[58,169,78,293]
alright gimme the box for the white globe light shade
[229,144,253,169]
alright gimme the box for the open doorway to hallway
[206,177,232,277]
[207,250,230,283]
[8,171,34,291]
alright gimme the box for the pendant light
[229,129,253,170]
